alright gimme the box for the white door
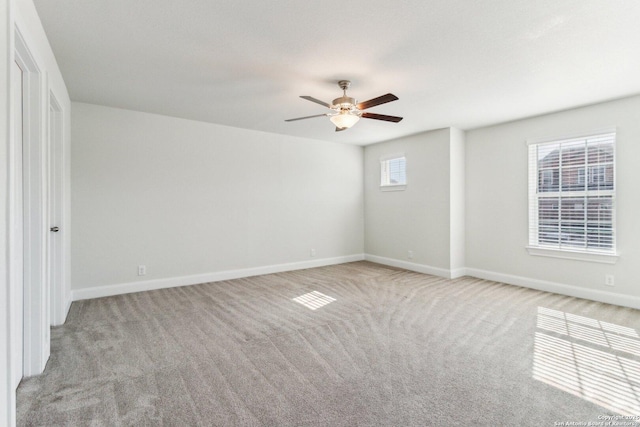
[48,100,63,326]
[10,60,24,390]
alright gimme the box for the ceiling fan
[285,80,403,132]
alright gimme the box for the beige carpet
[16,261,640,426]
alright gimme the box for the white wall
[466,95,640,307]
[70,102,364,296]
[364,128,460,276]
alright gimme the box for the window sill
[526,246,619,264]
[380,185,406,192]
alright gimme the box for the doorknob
[50,227,59,232]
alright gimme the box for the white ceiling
[33,0,640,145]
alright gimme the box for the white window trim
[527,128,618,262]
[379,152,406,161]
[526,127,617,146]
[526,246,618,264]
[381,184,407,192]
[380,153,407,191]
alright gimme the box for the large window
[528,131,616,257]
[380,155,406,190]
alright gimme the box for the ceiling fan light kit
[286,80,403,132]
[330,111,360,129]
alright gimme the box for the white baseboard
[71,254,365,301]
[70,252,640,311]
[465,267,640,310]
[363,255,640,310]
[364,254,455,279]
[64,293,73,318]
[450,268,467,279]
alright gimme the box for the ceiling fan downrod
[333,80,357,110]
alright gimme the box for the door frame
[8,54,23,393]
[15,26,50,377]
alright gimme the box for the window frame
[526,128,618,264]
[380,154,407,191]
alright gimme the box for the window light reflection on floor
[293,291,336,310]
[533,306,640,416]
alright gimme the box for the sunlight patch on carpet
[533,306,640,416]
[293,291,336,310]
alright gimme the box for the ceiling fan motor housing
[332,80,358,112]
[331,96,358,112]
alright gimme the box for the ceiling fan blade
[357,93,399,110]
[335,127,348,132]
[285,113,329,122]
[300,96,331,108]
[361,112,403,123]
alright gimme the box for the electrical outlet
[310,249,316,257]
[408,250,413,260]
[605,275,614,286]
[138,265,147,276]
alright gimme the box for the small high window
[380,155,406,190]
